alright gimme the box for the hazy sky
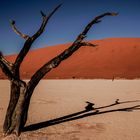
[0,0,140,55]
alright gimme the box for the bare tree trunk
[5,86,27,135]
[4,86,36,135]
[0,4,117,136]
[3,82,20,133]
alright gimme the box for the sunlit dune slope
[1,38,140,79]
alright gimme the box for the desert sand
[0,38,140,79]
[0,79,140,140]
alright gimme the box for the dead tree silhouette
[0,4,118,136]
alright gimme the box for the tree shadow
[23,99,140,132]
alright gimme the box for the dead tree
[0,4,117,136]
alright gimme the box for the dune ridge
[0,38,140,79]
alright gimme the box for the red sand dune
[0,38,140,79]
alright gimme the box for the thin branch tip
[57,3,63,8]
[52,4,62,13]
[0,51,3,56]
[52,3,62,12]
[95,20,101,23]
[40,11,46,17]
[110,12,119,16]
[41,4,62,18]
[10,20,15,25]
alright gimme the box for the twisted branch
[28,12,118,91]
[14,4,61,70]
[1,5,62,86]
[31,4,62,41]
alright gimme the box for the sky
[0,0,140,55]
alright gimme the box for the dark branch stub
[40,11,46,17]
[0,51,13,69]
[80,42,98,47]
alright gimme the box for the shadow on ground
[23,99,140,132]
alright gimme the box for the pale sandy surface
[0,80,140,140]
